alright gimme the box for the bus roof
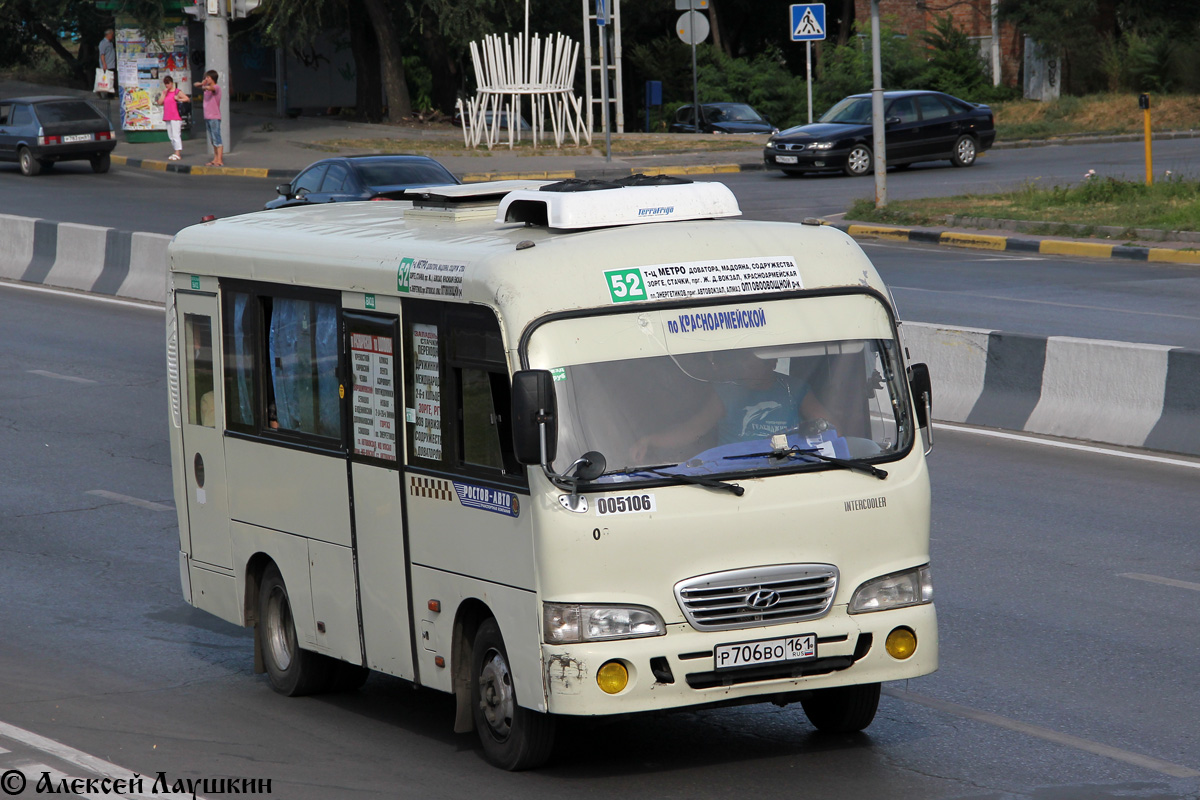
[168,181,889,342]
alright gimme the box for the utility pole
[870,0,886,207]
[204,7,231,156]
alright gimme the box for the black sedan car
[669,102,777,134]
[763,90,995,176]
[0,96,116,176]
[266,155,460,210]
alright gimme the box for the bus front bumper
[541,603,936,715]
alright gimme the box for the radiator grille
[674,564,838,631]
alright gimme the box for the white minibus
[166,176,936,769]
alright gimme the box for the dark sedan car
[763,90,995,176]
[266,155,460,210]
[0,96,116,176]
[669,102,777,134]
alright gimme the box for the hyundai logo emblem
[746,589,781,609]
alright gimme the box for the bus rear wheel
[257,563,332,696]
[470,618,556,770]
[800,682,881,733]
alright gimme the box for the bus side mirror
[908,362,933,454]
[511,369,557,466]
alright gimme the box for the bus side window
[403,302,522,484]
[183,313,215,427]
[222,284,342,445]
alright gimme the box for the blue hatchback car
[0,96,117,176]
[266,155,460,210]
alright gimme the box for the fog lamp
[885,627,917,660]
[596,661,629,694]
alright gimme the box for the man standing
[194,70,223,166]
[97,29,116,98]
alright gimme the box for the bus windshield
[528,298,913,485]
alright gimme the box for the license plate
[776,155,798,164]
[62,134,93,143]
[714,634,816,670]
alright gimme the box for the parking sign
[790,4,825,41]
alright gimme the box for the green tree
[0,0,108,85]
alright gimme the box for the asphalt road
[1,138,1199,350]
[3,284,1200,799]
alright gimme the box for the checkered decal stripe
[409,475,453,502]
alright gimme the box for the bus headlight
[543,603,666,643]
[848,565,933,614]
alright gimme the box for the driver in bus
[629,350,837,463]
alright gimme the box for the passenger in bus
[628,351,837,463]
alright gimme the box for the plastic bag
[93,69,114,94]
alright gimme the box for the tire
[18,147,41,176]
[843,144,872,177]
[950,135,978,167]
[90,153,111,174]
[257,564,333,696]
[470,618,556,770]
[800,682,881,733]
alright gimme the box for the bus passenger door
[344,310,414,680]
[175,290,233,569]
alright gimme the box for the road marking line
[0,280,163,310]
[0,721,203,798]
[85,490,174,513]
[1119,572,1200,592]
[0,745,9,753]
[885,688,1200,778]
[933,423,1200,471]
[28,370,97,385]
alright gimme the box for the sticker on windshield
[668,307,766,334]
[595,493,657,517]
[604,257,801,304]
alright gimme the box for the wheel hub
[265,587,294,671]
[478,649,514,739]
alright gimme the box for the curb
[460,162,754,182]
[111,154,297,180]
[903,322,1200,459]
[832,221,1200,264]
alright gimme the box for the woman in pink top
[194,70,223,166]
[161,75,183,161]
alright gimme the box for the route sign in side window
[345,312,400,464]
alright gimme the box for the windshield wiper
[729,447,888,480]
[606,464,745,496]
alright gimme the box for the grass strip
[846,176,1200,234]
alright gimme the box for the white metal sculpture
[458,31,592,150]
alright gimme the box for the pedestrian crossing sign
[790,3,826,41]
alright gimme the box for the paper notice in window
[412,323,442,460]
[351,332,398,461]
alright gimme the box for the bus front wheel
[257,563,332,696]
[470,618,556,770]
[800,682,881,733]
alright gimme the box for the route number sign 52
[605,268,647,303]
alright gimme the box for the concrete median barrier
[904,321,1200,459]
[0,214,170,304]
